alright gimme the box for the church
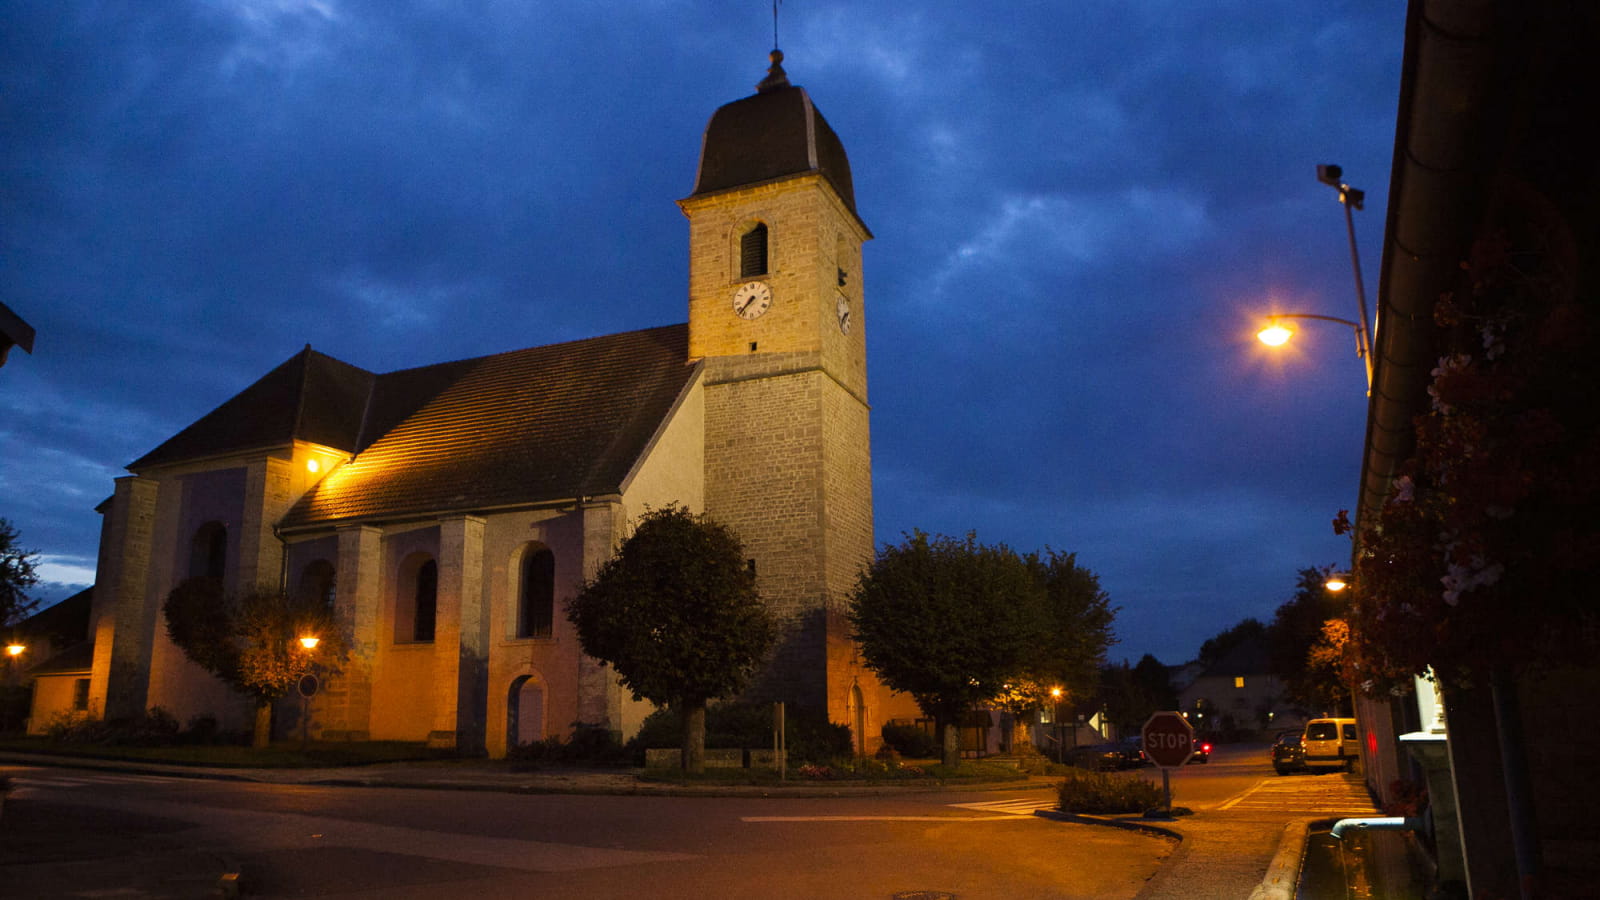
[80,51,915,757]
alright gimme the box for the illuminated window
[740,223,768,278]
[1234,676,1246,689]
[517,547,555,639]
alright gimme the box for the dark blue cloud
[1,0,1405,664]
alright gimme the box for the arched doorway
[851,684,867,757]
[507,674,546,749]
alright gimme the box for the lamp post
[1050,687,1063,762]
[296,635,320,749]
[1257,164,1377,394]
[1317,163,1374,362]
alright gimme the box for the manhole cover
[892,893,956,900]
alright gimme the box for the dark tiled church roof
[132,347,375,469]
[279,324,695,528]
[690,51,858,218]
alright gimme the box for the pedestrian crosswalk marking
[1218,777,1380,815]
[948,797,1058,816]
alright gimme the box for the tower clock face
[836,293,852,334]
[732,280,772,320]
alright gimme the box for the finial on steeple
[757,48,789,93]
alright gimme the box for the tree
[163,578,346,747]
[1,519,40,629]
[1100,654,1176,735]
[848,531,1046,766]
[992,551,1117,750]
[567,505,774,774]
[1266,567,1348,711]
[1197,618,1267,669]
[1028,550,1117,702]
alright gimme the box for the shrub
[507,723,629,765]
[1056,768,1165,815]
[46,707,183,746]
[627,702,851,765]
[881,722,939,759]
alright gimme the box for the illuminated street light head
[299,635,320,651]
[1324,574,1350,592]
[1258,320,1293,346]
[5,643,23,657]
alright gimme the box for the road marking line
[948,799,1058,815]
[741,814,1019,822]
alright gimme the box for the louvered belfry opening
[740,223,768,278]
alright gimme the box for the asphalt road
[0,743,1375,899]
[2,767,1171,899]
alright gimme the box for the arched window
[517,547,555,639]
[740,223,768,278]
[299,559,336,609]
[395,554,438,643]
[413,560,437,642]
[188,522,227,581]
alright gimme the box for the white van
[1302,717,1360,771]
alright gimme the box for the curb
[1246,817,1320,900]
[1034,808,1185,842]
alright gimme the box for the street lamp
[1324,573,1351,592]
[1257,312,1373,393]
[1256,164,1377,394]
[1050,687,1063,762]
[296,634,320,749]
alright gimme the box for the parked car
[1065,742,1135,771]
[1303,717,1360,772]
[1271,729,1306,775]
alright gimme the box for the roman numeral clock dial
[732,280,772,319]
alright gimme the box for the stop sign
[1141,711,1195,769]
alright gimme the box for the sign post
[297,674,319,750]
[1141,711,1194,816]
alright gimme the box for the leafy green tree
[992,551,1117,750]
[849,531,1046,766]
[163,578,346,747]
[1,519,41,629]
[1266,566,1347,710]
[567,506,774,774]
[1197,617,1267,669]
[1028,551,1117,704]
[1100,653,1176,734]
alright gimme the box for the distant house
[10,588,93,734]
[1177,638,1301,736]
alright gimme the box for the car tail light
[1202,743,1213,753]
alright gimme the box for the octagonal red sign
[1141,711,1195,769]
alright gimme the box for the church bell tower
[680,51,879,722]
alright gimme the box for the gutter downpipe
[1361,3,1542,898]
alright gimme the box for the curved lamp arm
[1258,313,1373,394]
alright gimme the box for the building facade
[82,52,911,758]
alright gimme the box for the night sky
[1,1,1406,665]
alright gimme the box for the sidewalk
[2,751,1320,898]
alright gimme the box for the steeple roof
[690,50,858,217]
